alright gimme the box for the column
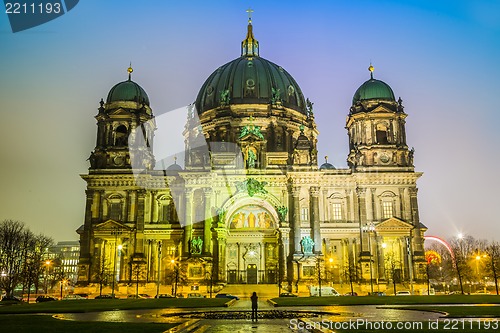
[356,187,368,252]
[78,189,94,284]
[124,190,130,222]
[290,186,301,254]
[183,189,194,256]
[203,188,212,254]
[365,188,373,223]
[309,186,321,253]
[135,190,146,255]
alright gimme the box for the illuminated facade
[77,18,427,292]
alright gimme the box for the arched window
[328,192,344,222]
[300,207,309,221]
[108,194,123,221]
[115,125,128,146]
[375,123,389,144]
[158,195,174,223]
[380,191,396,219]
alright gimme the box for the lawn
[271,295,500,307]
[0,315,176,333]
[0,297,229,314]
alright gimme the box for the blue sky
[0,0,499,241]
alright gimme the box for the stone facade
[77,21,426,293]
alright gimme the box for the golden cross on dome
[127,62,133,80]
[368,63,374,79]
[246,8,254,23]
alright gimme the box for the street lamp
[111,244,122,298]
[44,260,51,294]
[170,259,176,295]
[328,258,334,285]
[362,223,375,294]
[60,278,68,300]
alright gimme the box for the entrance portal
[247,264,257,284]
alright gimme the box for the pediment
[93,219,132,231]
[239,132,265,142]
[108,108,132,116]
[376,217,413,231]
[370,105,394,114]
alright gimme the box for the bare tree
[485,241,500,295]
[449,235,476,294]
[21,234,52,301]
[384,251,402,295]
[343,253,357,295]
[0,220,29,297]
[93,254,111,296]
[130,262,145,297]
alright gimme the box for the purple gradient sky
[0,0,499,242]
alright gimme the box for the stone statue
[276,206,288,222]
[301,236,314,255]
[306,98,314,117]
[220,89,230,106]
[408,147,415,165]
[190,236,203,255]
[87,151,97,168]
[216,207,226,225]
[235,178,268,197]
[271,87,281,104]
[239,125,264,140]
[247,148,256,168]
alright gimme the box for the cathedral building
[77,17,427,293]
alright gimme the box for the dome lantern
[242,8,259,57]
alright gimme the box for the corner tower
[89,65,155,171]
[346,65,413,171]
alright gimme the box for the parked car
[396,291,411,296]
[155,294,174,298]
[62,294,87,300]
[128,294,152,299]
[176,293,184,298]
[36,295,57,303]
[279,292,297,297]
[187,293,205,298]
[343,292,358,296]
[215,293,239,300]
[94,294,116,299]
[370,292,386,296]
[1,295,23,303]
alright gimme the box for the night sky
[1,0,499,242]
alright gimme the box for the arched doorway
[224,204,279,284]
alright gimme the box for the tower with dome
[76,16,426,295]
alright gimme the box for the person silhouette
[250,291,258,321]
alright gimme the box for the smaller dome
[319,162,335,171]
[352,78,395,105]
[319,156,335,170]
[107,80,150,106]
[166,162,183,172]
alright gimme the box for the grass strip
[0,314,177,333]
[0,298,229,314]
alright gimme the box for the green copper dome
[195,21,306,115]
[352,78,395,105]
[107,79,150,106]
[196,57,306,114]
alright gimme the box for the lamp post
[328,257,334,285]
[156,241,162,298]
[362,223,375,295]
[170,259,176,295]
[60,278,67,300]
[44,260,51,294]
[111,244,122,298]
